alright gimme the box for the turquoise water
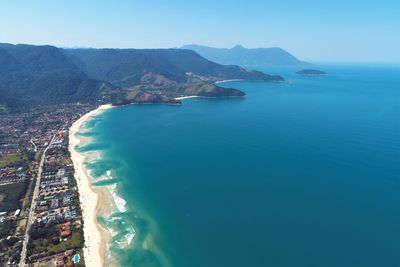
[80,64,400,267]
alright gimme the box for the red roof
[60,221,71,237]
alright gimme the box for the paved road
[30,139,37,153]
[19,136,55,267]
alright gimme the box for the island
[296,69,327,76]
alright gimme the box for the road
[19,136,55,267]
[30,139,37,153]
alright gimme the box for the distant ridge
[181,44,308,66]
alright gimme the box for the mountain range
[181,45,308,66]
[0,43,284,111]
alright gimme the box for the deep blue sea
[79,64,400,267]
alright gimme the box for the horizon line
[1,41,399,65]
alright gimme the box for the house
[60,222,71,238]
[55,255,65,266]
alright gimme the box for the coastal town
[0,104,97,266]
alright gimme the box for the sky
[0,0,399,63]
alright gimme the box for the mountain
[65,49,283,103]
[181,44,308,66]
[64,48,284,86]
[0,43,285,110]
[0,43,119,110]
[64,48,283,102]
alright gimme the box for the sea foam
[108,183,128,213]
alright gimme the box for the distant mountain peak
[181,44,309,66]
[232,45,245,50]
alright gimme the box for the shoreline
[214,79,244,84]
[174,95,199,100]
[68,104,114,267]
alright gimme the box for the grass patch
[22,179,35,210]
[28,229,84,256]
[0,181,29,212]
[48,230,83,254]
[0,153,28,168]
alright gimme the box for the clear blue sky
[1,0,399,63]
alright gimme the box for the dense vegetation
[0,43,119,110]
[66,48,283,87]
[0,219,17,239]
[0,43,284,110]
[28,220,84,256]
[0,153,29,168]
[0,180,29,212]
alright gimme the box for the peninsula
[0,43,285,111]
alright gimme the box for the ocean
[77,64,400,267]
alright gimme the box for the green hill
[0,44,116,110]
[0,43,285,110]
[65,48,283,86]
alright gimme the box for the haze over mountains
[181,45,308,66]
[0,43,284,111]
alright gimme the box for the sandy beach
[68,104,114,267]
[175,95,199,100]
[214,79,244,84]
